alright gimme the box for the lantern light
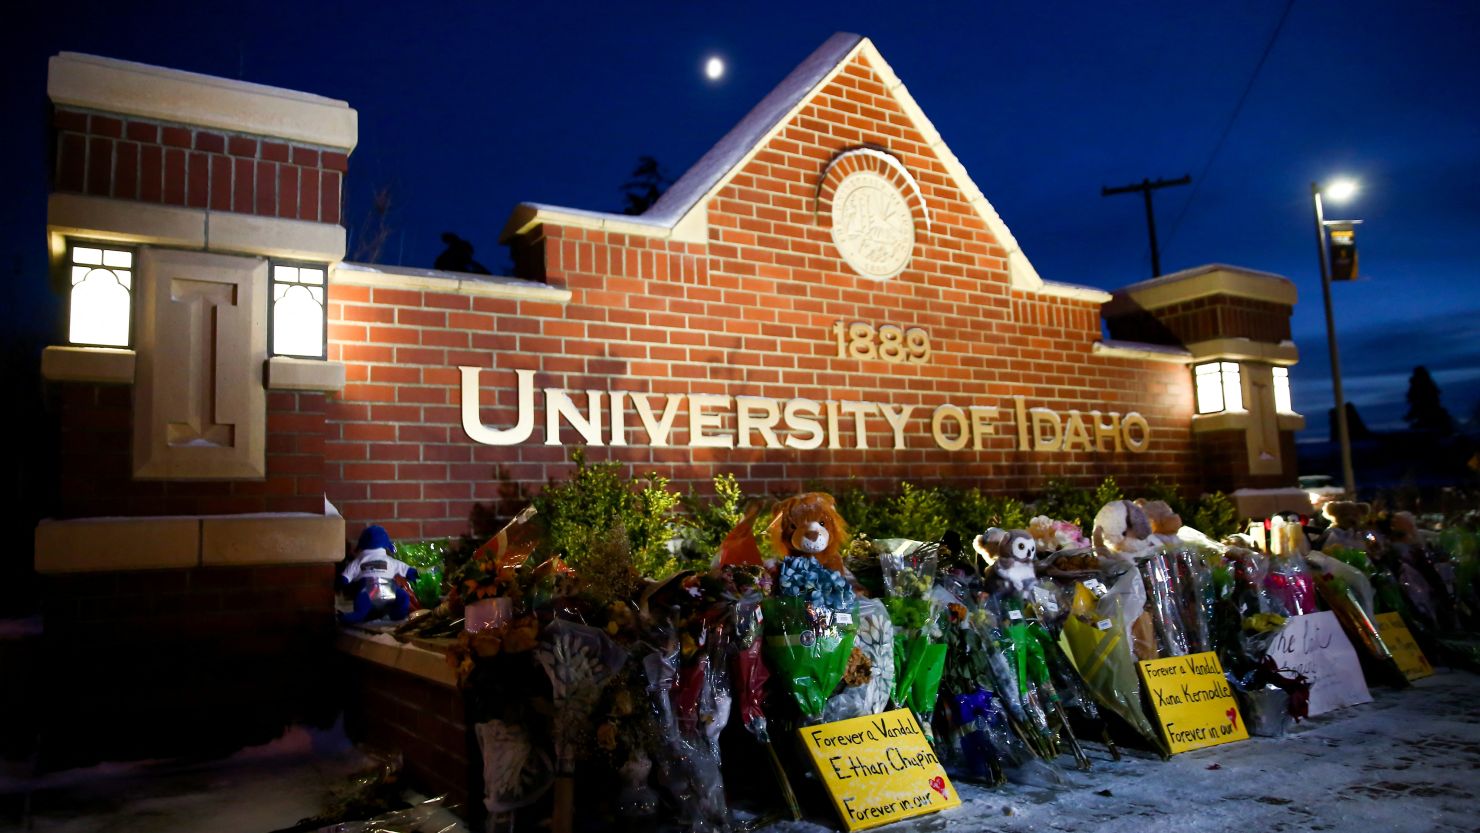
[270,263,327,359]
[67,243,134,348]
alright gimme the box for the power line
[1102,175,1192,278]
[1160,0,1297,256]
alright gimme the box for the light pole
[1311,179,1359,498]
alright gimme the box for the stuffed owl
[973,527,1038,598]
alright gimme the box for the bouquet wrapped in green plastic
[878,541,948,739]
[762,556,859,722]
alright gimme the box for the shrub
[677,473,746,562]
[1188,491,1240,541]
[532,450,686,580]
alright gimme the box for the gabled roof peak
[501,32,1101,298]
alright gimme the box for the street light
[1312,178,1359,498]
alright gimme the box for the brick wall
[52,107,345,223]
[36,564,338,769]
[1195,428,1299,492]
[1106,295,1293,347]
[321,53,1199,540]
[54,384,327,519]
[341,658,479,813]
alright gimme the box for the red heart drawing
[1226,707,1238,730]
[929,776,947,798]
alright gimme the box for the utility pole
[1102,175,1191,278]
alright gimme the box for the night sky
[5,1,1478,442]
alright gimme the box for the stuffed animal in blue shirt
[339,525,418,623]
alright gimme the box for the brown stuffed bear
[1320,500,1371,552]
[1137,499,1183,545]
[767,492,848,574]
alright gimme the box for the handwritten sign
[799,708,960,831]
[1137,651,1248,754]
[1267,611,1372,715]
[1375,611,1434,680]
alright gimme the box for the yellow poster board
[798,708,960,831]
[1137,651,1249,754]
[1375,611,1434,680]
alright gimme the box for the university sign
[459,366,1152,453]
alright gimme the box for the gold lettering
[839,401,876,450]
[736,396,782,449]
[632,393,684,447]
[608,390,628,446]
[459,367,536,446]
[689,393,733,448]
[1122,412,1151,453]
[1014,395,1030,451]
[1062,410,1092,452]
[931,404,970,451]
[878,404,915,450]
[1091,410,1123,452]
[1031,408,1062,451]
[969,406,999,450]
[546,389,605,446]
[783,398,825,450]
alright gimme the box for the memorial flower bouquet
[762,555,859,722]
[1264,548,1318,617]
[823,595,895,722]
[535,618,630,833]
[939,581,1018,783]
[1004,612,1091,769]
[879,542,949,739]
[1061,580,1166,755]
[1137,544,1212,657]
[642,636,728,832]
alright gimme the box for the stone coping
[1185,337,1299,365]
[333,261,572,303]
[1114,263,1298,309]
[266,357,347,392]
[335,627,457,688]
[35,508,345,573]
[42,346,136,384]
[48,193,346,264]
[1092,339,1194,364]
[49,52,357,150]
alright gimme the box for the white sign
[1266,611,1371,716]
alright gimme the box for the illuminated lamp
[67,243,134,348]
[270,263,327,359]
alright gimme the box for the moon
[705,56,725,80]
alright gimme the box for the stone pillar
[1104,265,1311,517]
[33,53,356,767]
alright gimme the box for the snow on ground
[3,673,1476,833]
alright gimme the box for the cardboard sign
[799,708,960,831]
[1137,651,1248,754]
[1375,611,1434,680]
[1267,611,1372,715]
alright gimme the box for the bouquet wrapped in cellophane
[877,539,949,740]
[762,555,859,722]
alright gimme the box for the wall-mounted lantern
[1193,361,1244,414]
[67,242,135,348]
[269,262,328,359]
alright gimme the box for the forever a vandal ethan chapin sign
[799,708,960,831]
[459,367,1152,454]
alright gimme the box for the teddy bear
[1319,501,1371,553]
[339,525,419,623]
[767,492,847,574]
[1136,499,1183,546]
[973,527,1038,598]
[1092,500,1155,563]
